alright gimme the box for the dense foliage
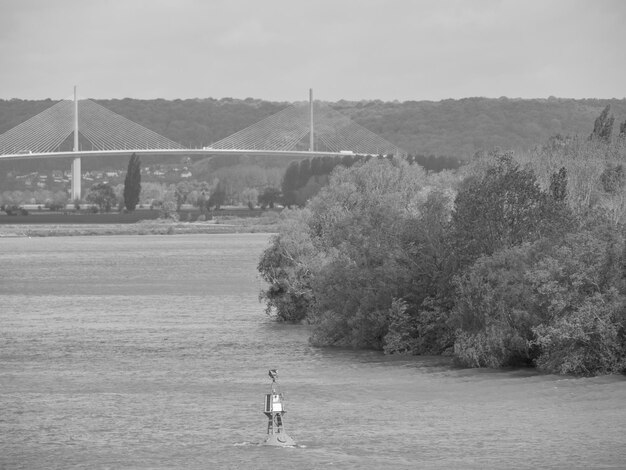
[259,111,626,375]
[280,153,464,208]
[281,155,362,207]
[86,182,117,212]
[259,157,458,349]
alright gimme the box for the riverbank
[0,214,280,237]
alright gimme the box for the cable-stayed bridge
[0,89,405,199]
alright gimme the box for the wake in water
[233,441,305,448]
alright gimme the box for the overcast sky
[0,0,624,102]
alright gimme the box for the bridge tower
[71,86,81,201]
[309,88,314,152]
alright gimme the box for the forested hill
[335,97,626,157]
[1,96,625,161]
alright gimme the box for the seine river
[1,233,625,469]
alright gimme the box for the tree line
[281,153,463,208]
[258,107,626,376]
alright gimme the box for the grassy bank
[0,213,280,237]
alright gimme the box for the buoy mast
[263,369,296,446]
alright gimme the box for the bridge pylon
[71,86,81,201]
[0,87,185,202]
[208,91,407,157]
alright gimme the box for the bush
[304,159,432,348]
[454,326,524,368]
[1,204,28,216]
[45,201,65,211]
[450,153,574,271]
[158,200,179,220]
[257,210,316,322]
[451,244,539,367]
[531,291,626,375]
[383,298,453,355]
[86,183,116,212]
[452,227,626,374]
[600,164,625,194]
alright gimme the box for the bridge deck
[0,148,359,160]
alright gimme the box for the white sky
[0,0,624,102]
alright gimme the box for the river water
[1,233,625,469]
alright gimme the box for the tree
[196,191,207,213]
[241,187,258,209]
[450,153,573,271]
[281,162,300,207]
[292,176,323,207]
[589,105,614,142]
[451,243,539,368]
[174,181,192,210]
[123,153,141,211]
[259,158,460,351]
[86,182,117,212]
[310,157,324,176]
[532,290,626,375]
[452,228,626,374]
[549,166,567,202]
[258,187,281,209]
[45,191,68,211]
[297,159,311,188]
[600,164,625,194]
[207,182,225,210]
[303,159,430,348]
[258,210,316,322]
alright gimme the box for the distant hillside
[1,96,625,173]
[332,97,626,157]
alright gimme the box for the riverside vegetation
[258,108,626,376]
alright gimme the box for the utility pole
[71,86,81,202]
[309,88,314,152]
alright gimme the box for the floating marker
[263,369,296,447]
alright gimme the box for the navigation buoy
[263,369,296,447]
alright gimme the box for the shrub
[451,244,539,367]
[382,298,454,355]
[45,201,65,211]
[158,200,179,220]
[452,227,626,374]
[454,326,524,368]
[2,204,29,216]
[257,210,316,322]
[532,291,626,375]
